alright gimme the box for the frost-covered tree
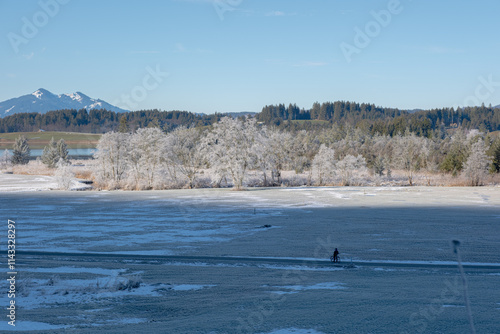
[164,127,203,188]
[336,154,367,186]
[440,129,469,174]
[372,156,386,176]
[128,128,166,189]
[268,130,293,185]
[290,130,320,185]
[93,132,130,188]
[42,138,69,168]
[462,139,491,186]
[201,117,259,189]
[42,138,59,168]
[57,139,69,163]
[0,149,12,170]
[312,144,336,186]
[392,132,429,185]
[254,128,292,186]
[55,159,74,190]
[333,126,366,158]
[11,135,30,165]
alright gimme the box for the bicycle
[330,255,341,263]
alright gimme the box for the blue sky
[1,0,500,113]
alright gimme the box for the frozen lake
[0,187,499,333]
[3,148,95,158]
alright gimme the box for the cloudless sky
[1,0,499,113]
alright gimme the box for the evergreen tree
[488,136,500,173]
[57,139,69,163]
[11,135,30,165]
[42,138,59,168]
[42,138,69,168]
[118,115,129,133]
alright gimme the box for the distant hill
[0,88,129,117]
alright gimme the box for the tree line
[258,102,500,135]
[90,117,500,190]
[3,116,499,188]
[0,109,220,133]
[1,102,499,136]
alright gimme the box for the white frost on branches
[0,149,12,170]
[312,144,336,186]
[392,132,429,186]
[164,126,203,188]
[127,128,165,189]
[336,154,367,186]
[55,159,74,190]
[93,132,130,189]
[462,139,491,186]
[201,117,259,189]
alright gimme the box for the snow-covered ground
[0,173,91,192]
[0,187,498,333]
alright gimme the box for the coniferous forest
[0,102,499,136]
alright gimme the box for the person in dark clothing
[333,248,339,263]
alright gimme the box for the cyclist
[333,248,339,263]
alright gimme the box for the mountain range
[0,89,129,117]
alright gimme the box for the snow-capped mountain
[0,88,129,117]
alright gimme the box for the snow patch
[2,274,156,310]
[32,90,43,98]
[86,102,103,109]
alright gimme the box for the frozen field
[0,186,499,333]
